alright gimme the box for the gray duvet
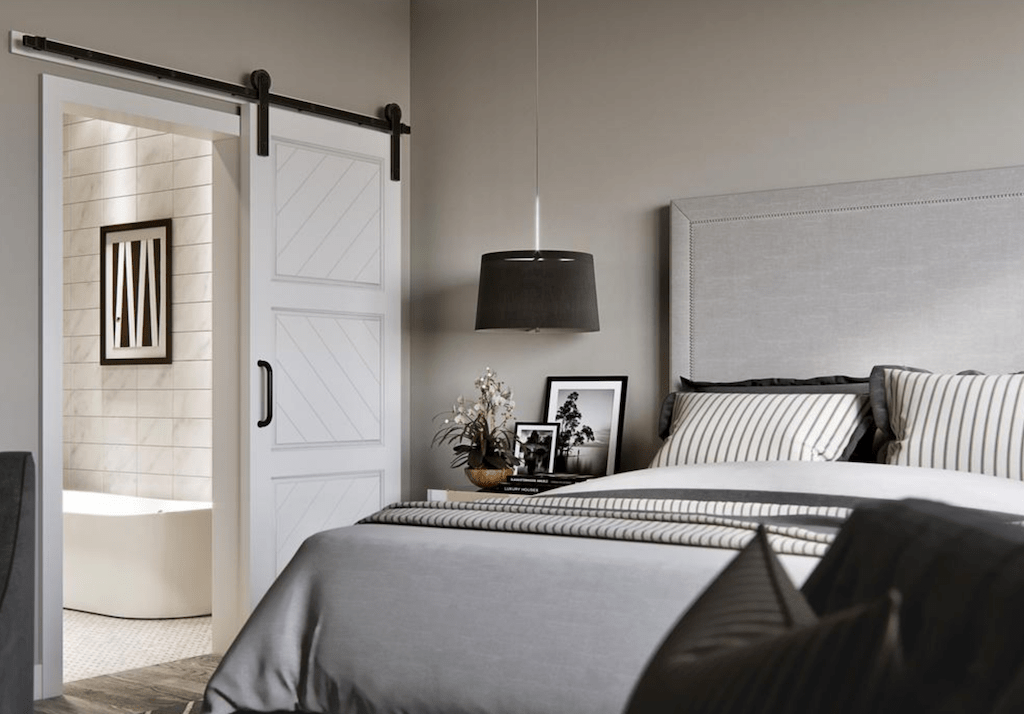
[202,461,1024,714]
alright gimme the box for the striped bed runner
[359,495,850,557]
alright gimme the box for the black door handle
[257,360,273,427]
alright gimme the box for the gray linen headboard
[670,165,1024,385]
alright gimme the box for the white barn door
[246,107,401,606]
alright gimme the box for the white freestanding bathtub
[63,490,212,619]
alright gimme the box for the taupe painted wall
[0,0,410,471]
[409,0,1024,494]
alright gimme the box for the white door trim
[40,73,240,699]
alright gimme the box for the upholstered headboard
[670,166,1024,385]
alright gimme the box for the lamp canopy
[475,250,599,332]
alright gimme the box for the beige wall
[0,0,410,478]
[63,114,214,502]
[409,0,1024,495]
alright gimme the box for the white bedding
[202,461,1024,714]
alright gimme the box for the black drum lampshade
[474,250,600,332]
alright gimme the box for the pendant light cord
[534,0,541,254]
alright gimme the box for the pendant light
[474,0,600,332]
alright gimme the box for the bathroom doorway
[40,75,243,698]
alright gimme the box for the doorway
[40,74,243,699]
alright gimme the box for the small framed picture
[513,422,560,476]
[544,376,628,476]
[99,219,172,365]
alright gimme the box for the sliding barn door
[246,107,401,607]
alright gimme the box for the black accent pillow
[657,374,874,461]
[802,498,1024,713]
[625,526,905,714]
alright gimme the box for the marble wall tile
[137,365,174,390]
[173,135,212,160]
[104,471,138,496]
[65,281,100,310]
[173,186,212,217]
[67,119,104,150]
[172,332,213,362]
[104,140,138,172]
[138,417,173,446]
[173,156,212,189]
[102,366,138,391]
[139,445,174,475]
[103,167,138,199]
[172,302,213,333]
[174,418,213,448]
[102,390,137,418]
[137,190,174,221]
[103,416,137,445]
[137,163,174,194]
[173,475,212,502]
[64,254,100,284]
[173,244,213,275]
[137,473,175,500]
[138,134,173,165]
[173,361,212,390]
[173,447,211,478]
[65,229,97,258]
[174,390,212,419]
[103,194,137,224]
[174,273,213,303]
[174,215,212,246]
[138,390,174,418]
[68,145,103,177]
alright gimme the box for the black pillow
[625,526,905,714]
[802,498,1024,713]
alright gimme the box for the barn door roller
[20,35,411,180]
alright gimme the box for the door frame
[39,73,245,698]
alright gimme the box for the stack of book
[483,473,595,495]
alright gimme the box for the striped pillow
[881,368,1024,480]
[650,392,871,467]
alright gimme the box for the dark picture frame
[513,422,560,476]
[543,376,628,476]
[99,218,173,365]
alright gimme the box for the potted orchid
[432,367,520,488]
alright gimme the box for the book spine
[505,476,585,485]
[486,483,563,495]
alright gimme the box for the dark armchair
[0,452,35,713]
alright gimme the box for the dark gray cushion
[626,525,905,713]
[802,498,1024,713]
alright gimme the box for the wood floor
[33,654,220,714]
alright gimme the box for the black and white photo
[544,376,627,476]
[513,422,559,475]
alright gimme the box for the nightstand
[425,489,518,503]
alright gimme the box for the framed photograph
[544,376,628,476]
[99,218,173,365]
[513,422,560,476]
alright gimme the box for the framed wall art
[543,376,627,476]
[99,218,172,365]
[513,422,560,476]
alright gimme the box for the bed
[202,166,1024,714]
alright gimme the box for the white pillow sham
[881,368,1024,480]
[650,392,871,467]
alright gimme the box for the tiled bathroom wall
[62,114,213,502]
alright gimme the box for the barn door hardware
[19,35,411,180]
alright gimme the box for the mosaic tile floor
[63,610,212,683]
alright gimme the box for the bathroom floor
[63,609,212,682]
